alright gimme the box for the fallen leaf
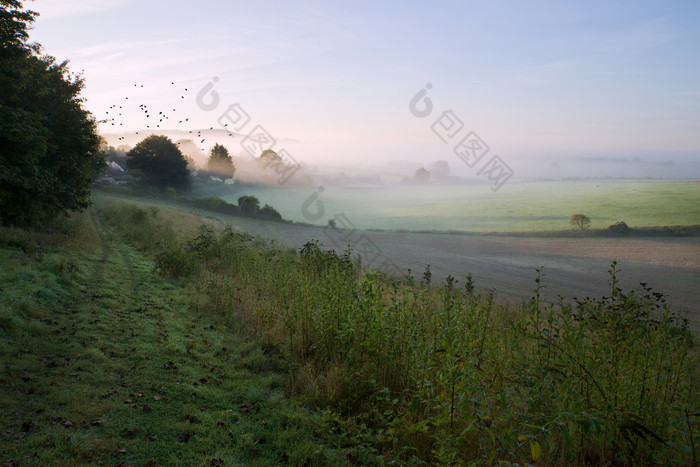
[21,421,40,432]
[63,421,73,428]
[147,435,158,442]
[178,432,191,442]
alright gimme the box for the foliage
[0,0,105,227]
[0,0,36,49]
[414,167,430,183]
[205,143,234,179]
[608,220,630,234]
[189,196,284,222]
[259,204,282,221]
[257,149,282,168]
[570,213,591,231]
[237,195,260,216]
[126,135,190,190]
[101,199,699,466]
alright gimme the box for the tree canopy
[126,135,190,190]
[0,0,105,226]
[258,149,282,167]
[205,143,235,178]
[569,213,591,232]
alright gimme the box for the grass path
[0,209,375,466]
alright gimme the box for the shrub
[608,220,630,234]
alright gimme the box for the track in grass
[0,209,377,466]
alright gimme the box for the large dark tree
[0,0,105,226]
[126,135,190,190]
[205,143,234,178]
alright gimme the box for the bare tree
[570,214,591,231]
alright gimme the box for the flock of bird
[102,81,236,152]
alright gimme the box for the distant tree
[126,135,189,190]
[258,204,282,221]
[429,160,450,181]
[608,221,630,234]
[0,0,105,226]
[104,145,127,167]
[237,195,260,217]
[414,167,431,183]
[570,214,591,232]
[206,143,234,178]
[258,149,282,168]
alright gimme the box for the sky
[27,0,700,179]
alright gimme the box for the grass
[91,197,699,465]
[0,209,380,465]
[198,179,700,233]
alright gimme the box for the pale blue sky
[28,0,700,177]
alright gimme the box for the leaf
[178,432,191,442]
[529,439,541,461]
[517,434,527,442]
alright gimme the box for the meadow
[211,179,700,233]
[92,197,698,465]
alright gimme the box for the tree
[428,160,450,181]
[570,214,591,232]
[237,196,260,217]
[258,149,281,168]
[0,0,105,226]
[206,143,234,178]
[126,135,190,190]
[608,221,630,234]
[414,167,430,183]
[258,204,282,221]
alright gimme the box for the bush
[608,220,630,234]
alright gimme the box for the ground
[0,208,376,466]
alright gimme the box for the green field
[2,196,698,466]
[211,180,700,233]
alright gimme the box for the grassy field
[3,194,698,465]
[0,209,379,465]
[209,179,700,233]
[21,196,700,465]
